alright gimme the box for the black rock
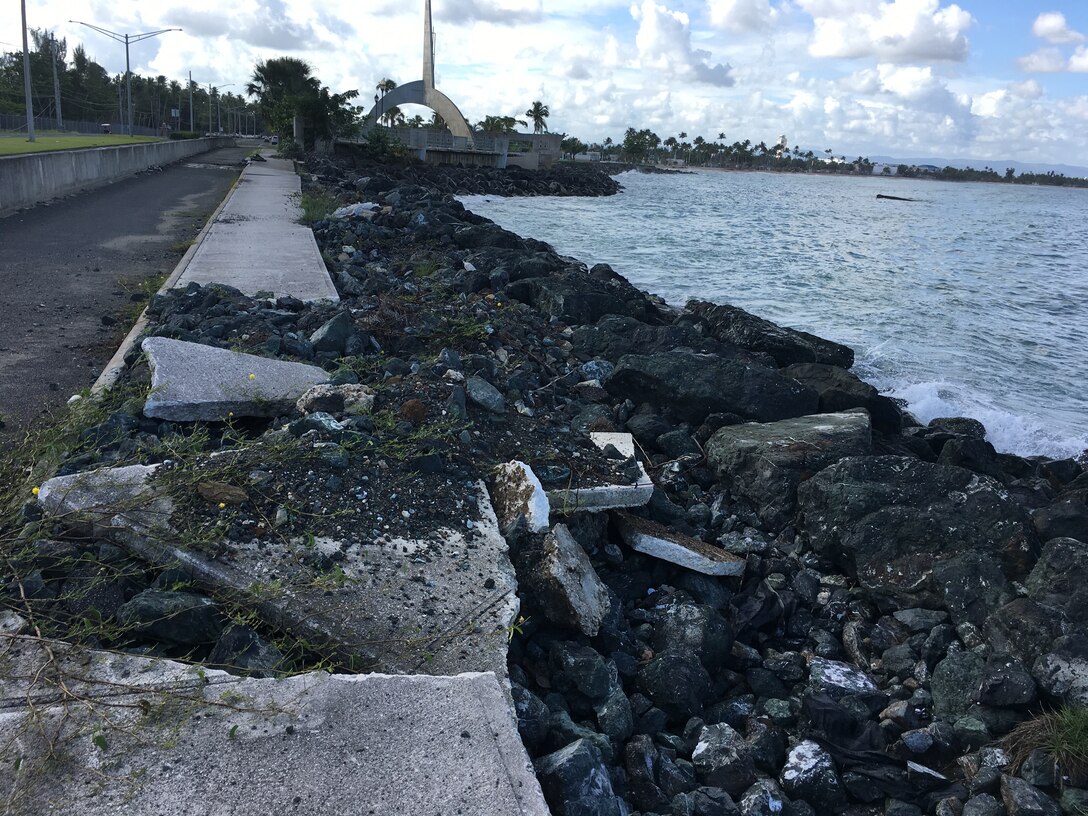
[691,723,757,796]
[116,590,225,645]
[778,740,845,812]
[976,654,1037,707]
[551,641,611,702]
[1000,774,1061,816]
[797,457,1039,613]
[535,739,623,816]
[207,625,286,677]
[638,651,714,721]
[512,683,550,754]
[607,350,819,425]
[688,300,854,368]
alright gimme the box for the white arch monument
[363,0,474,142]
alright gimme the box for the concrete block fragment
[616,514,745,576]
[142,337,328,421]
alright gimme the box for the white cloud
[1032,11,1084,44]
[801,0,973,63]
[631,0,736,86]
[1017,47,1068,73]
[1070,45,1088,72]
[708,0,780,33]
[434,0,543,25]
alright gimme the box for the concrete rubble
[0,636,548,816]
[142,337,330,421]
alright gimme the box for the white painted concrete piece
[175,158,339,302]
[491,461,551,534]
[142,337,329,421]
[0,637,549,816]
[616,514,746,576]
[546,431,654,514]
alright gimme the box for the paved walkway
[176,156,339,302]
[0,146,247,441]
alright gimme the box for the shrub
[1004,706,1088,787]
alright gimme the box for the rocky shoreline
[6,156,1088,816]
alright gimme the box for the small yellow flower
[228,411,234,417]
[31,487,40,496]
[218,502,226,509]
[248,373,256,380]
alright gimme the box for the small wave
[882,379,1088,460]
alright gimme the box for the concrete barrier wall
[0,137,235,217]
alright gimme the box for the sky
[6,0,1088,166]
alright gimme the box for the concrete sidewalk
[176,155,339,302]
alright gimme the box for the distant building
[573,151,601,162]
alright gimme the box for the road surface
[0,145,254,444]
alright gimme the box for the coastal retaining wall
[0,137,235,217]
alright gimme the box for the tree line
[0,29,256,134]
[895,164,1088,188]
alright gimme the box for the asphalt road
[0,145,254,444]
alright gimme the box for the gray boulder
[707,411,871,531]
[1000,775,1061,816]
[309,311,355,353]
[607,350,818,424]
[688,300,854,368]
[1025,537,1088,629]
[528,524,611,637]
[779,740,844,812]
[797,456,1039,610]
[932,651,986,721]
[1032,652,1088,706]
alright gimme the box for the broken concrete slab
[706,410,872,531]
[296,383,375,415]
[39,464,519,679]
[36,463,171,538]
[142,337,328,421]
[546,432,654,514]
[527,524,611,637]
[616,513,745,577]
[0,637,548,816]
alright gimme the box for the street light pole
[206,83,234,135]
[20,0,34,142]
[69,21,181,136]
[188,71,194,132]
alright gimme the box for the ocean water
[461,169,1088,459]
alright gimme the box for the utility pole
[188,71,194,132]
[20,0,35,142]
[50,34,63,130]
[69,21,181,136]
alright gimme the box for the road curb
[90,154,255,395]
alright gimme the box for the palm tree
[246,57,320,132]
[525,100,550,134]
[477,115,526,133]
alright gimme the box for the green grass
[1004,706,1088,787]
[0,134,161,156]
[298,191,339,223]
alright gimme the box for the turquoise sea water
[461,169,1088,459]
